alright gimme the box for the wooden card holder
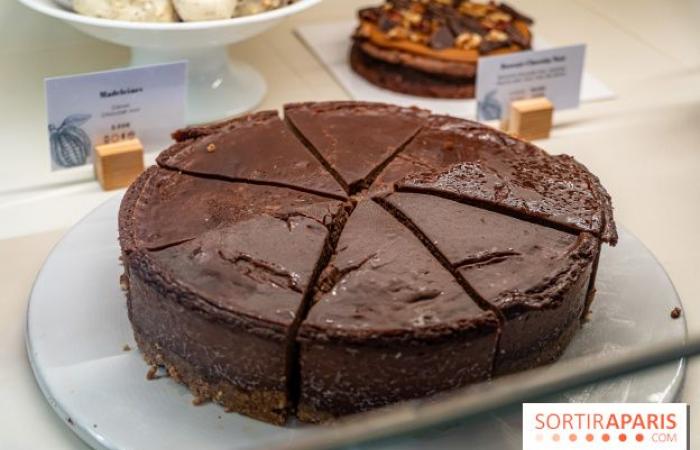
[94,138,145,191]
[501,97,554,141]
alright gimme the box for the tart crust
[134,327,288,424]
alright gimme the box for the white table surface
[1,0,699,448]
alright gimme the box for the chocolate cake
[119,101,616,425]
[350,1,534,98]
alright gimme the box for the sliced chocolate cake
[374,114,616,243]
[396,156,616,243]
[119,101,616,425]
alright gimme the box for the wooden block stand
[502,97,554,141]
[94,138,145,191]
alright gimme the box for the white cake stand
[17,0,323,124]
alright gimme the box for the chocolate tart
[350,1,534,98]
[119,101,616,424]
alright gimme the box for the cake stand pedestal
[131,46,266,125]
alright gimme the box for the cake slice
[126,205,351,424]
[381,192,599,374]
[156,111,347,199]
[388,117,617,244]
[120,170,350,424]
[284,102,428,193]
[296,200,499,422]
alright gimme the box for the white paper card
[45,62,187,171]
[475,44,585,120]
[295,21,614,120]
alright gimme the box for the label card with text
[45,62,187,170]
[476,44,585,120]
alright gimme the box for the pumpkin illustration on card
[49,113,93,168]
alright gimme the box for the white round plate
[26,194,686,450]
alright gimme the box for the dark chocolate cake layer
[119,100,616,425]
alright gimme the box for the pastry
[350,0,534,98]
[70,0,296,21]
[172,0,237,21]
[73,0,178,22]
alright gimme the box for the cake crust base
[133,328,288,425]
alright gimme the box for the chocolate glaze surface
[144,215,326,328]
[157,111,346,199]
[384,192,581,300]
[285,102,428,192]
[119,166,342,252]
[302,201,497,338]
[391,116,617,243]
[372,115,484,194]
